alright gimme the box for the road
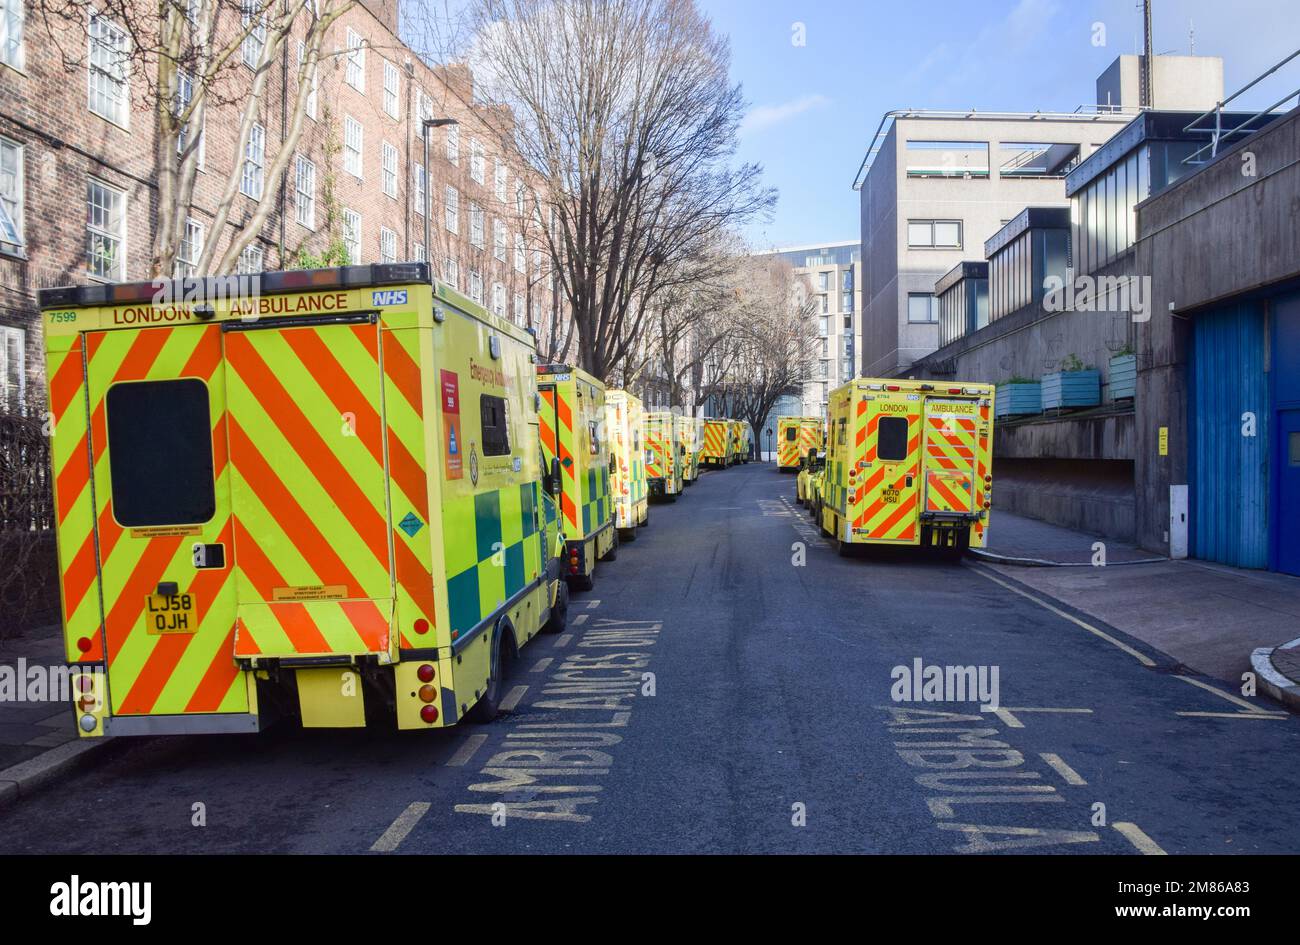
[2,462,1299,854]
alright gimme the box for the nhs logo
[372,289,408,306]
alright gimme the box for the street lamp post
[421,117,459,271]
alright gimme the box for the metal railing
[1183,47,1300,164]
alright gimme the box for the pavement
[0,627,80,768]
[0,461,1298,854]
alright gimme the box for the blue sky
[703,0,1300,249]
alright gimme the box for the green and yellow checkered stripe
[445,482,543,638]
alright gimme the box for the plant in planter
[1042,354,1100,409]
[995,375,1041,417]
[1109,346,1137,400]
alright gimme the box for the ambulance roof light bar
[37,262,431,310]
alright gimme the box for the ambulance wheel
[568,571,594,592]
[468,621,516,722]
[602,530,619,562]
[639,512,649,527]
[665,492,678,503]
[542,581,569,634]
[835,536,854,558]
[618,526,637,543]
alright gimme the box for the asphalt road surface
[3,462,1299,854]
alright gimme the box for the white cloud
[741,94,831,136]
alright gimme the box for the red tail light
[420,705,439,724]
[413,618,430,635]
[417,663,436,682]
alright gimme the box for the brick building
[0,0,567,415]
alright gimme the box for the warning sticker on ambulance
[131,524,202,540]
[272,584,348,601]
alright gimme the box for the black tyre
[568,570,594,592]
[602,530,619,562]
[618,526,637,543]
[542,580,569,634]
[468,622,514,722]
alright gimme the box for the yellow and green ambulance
[701,418,729,469]
[644,411,684,501]
[606,389,649,538]
[38,262,568,737]
[677,414,703,485]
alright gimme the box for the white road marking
[530,657,554,673]
[572,613,589,625]
[446,733,489,767]
[586,599,602,609]
[500,685,529,712]
[1005,707,1094,714]
[1113,821,1167,855]
[1175,711,1288,720]
[553,633,573,647]
[370,802,430,852]
[1174,674,1270,713]
[969,567,1156,666]
[1039,752,1087,785]
[987,707,1024,728]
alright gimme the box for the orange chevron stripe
[230,521,330,655]
[382,331,423,416]
[48,339,84,422]
[871,492,918,538]
[184,626,241,713]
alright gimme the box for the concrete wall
[1096,55,1223,112]
[1135,105,1300,554]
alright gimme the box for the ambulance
[818,378,995,556]
[677,414,703,485]
[644,411,683,500]
[605,389,649,538]
[777,415,824,472]
[38,262,569,737]
[700,418,729,469]
[736,421,752,464]
[537,363,617,589]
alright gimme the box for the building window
[841,291,853,312]
[174,71,205,168]
[907,219,962,249]
[469,203,484,248]
[997,142,1080,178]
[907,293,938,323]
[818,316,828,337]
[381,141,397,198]
[494,159,507,201]
[444,185,459,233]
[904,140,989,179]
[88,14,129,126]
[818,271,830,292]
[470,138,484,183]
[413,243,425,263]
[345,28,365,91]
[514,232,525,273]
[492,282,505,317]
[446,123,459,164]
[342,208,360,263]
[297,42,318,120]
[412,163,426,216]
[241,123,265,199]
[344,116,363,178]
[86,178,125,280]
[237,242,264,274]
[295,156,316,229]
[379,227,396,264]
[515,180,526,216]
[0,326,25,415]
[175,218,203,277]
[1,0,24,70]
[240,0,266,68]
[514,293,525,324]
[468,269,483,303]
[0,136,23,254]
[383,60,400,118]
[444,257,459,289]
[493,219,506,261]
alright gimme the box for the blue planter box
[995,382,1041,417]
[1109,354,1136,400]
[1042,370,1101,409]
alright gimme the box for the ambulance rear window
[480,394,511,456]
[785,427,797,441]
[878,416,908,461]
[105,379,216,526]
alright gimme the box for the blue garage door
[1188,301,1269,569]
[1272,292,1300,576]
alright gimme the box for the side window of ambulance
[106,379,216,526]
[837,419,847,447]
[480,394,511,456]
[785,427,797,442]
[588,420,599,455]
[877,416,909,461]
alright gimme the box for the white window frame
[381,140,398,198]
[88,14,129,127]
[469,203,484,248]
[86,177,126,281]
[345,28,365,92]
[344,115,363,179]
[446,123,459,164]
[240,0,266,68]
[175,217,204,277]
[493,219,506,261]
[174,70,205,169]
[0,135,24,253]
[515,180,526,216]
[295,155,316,229]
[468,269,483,304]
[444,185,458,233]
[297,41,318,120]
[379,226,396,264]
[413,242,425,263]
[513,232,525,273]
[241,122,265,199]
[383,59,400,118]
[470,138,484,183]
[342,207,361,264]
[237,242,264,274]
[494,158,507,201]
[513,293,524,325]
[492,282,505,317]
[0,325,26,416]
[1,0,25,70]
[443,257,459,289]
[412,163,426,216]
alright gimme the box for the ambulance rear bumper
[104,713,261,736]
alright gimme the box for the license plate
[145,593,196,634]
[882,487,901,504]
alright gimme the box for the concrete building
[0,0,564,416]
[854,54,1225,380]
[755,239,861,417]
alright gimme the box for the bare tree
[466,0,774,381]
[32,0,354,276]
